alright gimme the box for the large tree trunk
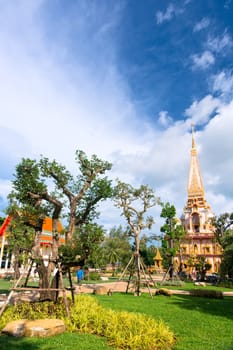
[66,200,77,243]
[134,232,141,296]
[32,229,59,301]
[13,248,20,280]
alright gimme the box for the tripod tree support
[0,258,73,319]
[114,180,161,298]
[118,252,157,297]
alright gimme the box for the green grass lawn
[0,332,114,350]
[157,280,233,292]
[0,278,233,350]
[95,292,233,350]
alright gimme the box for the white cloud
[193,18,210,32]
[158,111,173,127]
[207,31,233,53]
[185,95,220,125]
[0,1,233,234]
[191,50,215,69]
[156,3,183,24]
[211,70,233,95]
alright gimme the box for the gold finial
[191,123,196,148]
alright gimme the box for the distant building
[174,126,222,273]
[0,216,65,269]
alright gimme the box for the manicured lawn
[0,278,233,349]
[0,332,114,350]
[95,292,233,350]
[157,280,233,292]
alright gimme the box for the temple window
[192,213,200,232]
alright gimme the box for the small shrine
[153,248,163,273]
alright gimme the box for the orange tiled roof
[42,217,63,233]
[41,217,65,245]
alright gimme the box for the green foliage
[0,299,67,330]
[68,295,175,350]
[0,295,175,350]
[114,181,160,233]
[85,272,101,280]
[160,202,185,271]
[212,212,233,278]
[220,229,233,278]
[101,225,132,272]
[139,235,157,266]
[158,280,185,287]
[59,244,80,265]
[74,223,106,265]
[194,256,211,281]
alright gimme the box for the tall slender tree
[114,180,160,295]
[160,202,185,278]
[212,212,233,278]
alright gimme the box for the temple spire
[187,124,207,208]
[191,123,196,149]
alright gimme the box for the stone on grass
[93,285,112,295]
[2,319,65,337]
[155,288,173,296]
[2,319,28,337]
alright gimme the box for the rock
[2,319,28,337]
[194,282,206,287]
[155,288,173,296]
[93,285,112,295]
[100,276,109,281]
[2,319,66,337]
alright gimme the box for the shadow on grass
[0,333,114,350]
[0,335,41,350]
[0,289,10,295]
[171,294,233,321]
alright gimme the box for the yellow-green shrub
[0,295,175,350]
[0,299,67,330]
[67,295,175,350]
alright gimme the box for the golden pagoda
[176,125,222,274]
[153,248,163,272]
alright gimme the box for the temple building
[174,126,222,274]
[0,216,65,270]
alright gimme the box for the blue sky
[0,0,233,233]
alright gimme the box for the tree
[213,212,233,278]
[73,223,106,266]
[39,150,112,242]
[212,212,233,246]
[194,256,211,281]
[139,234,157,267]
[114,180,160,295]
[7,158,62,300]
[7,151,113,300]
[5,217,34,280]
[160,202,185,278]
[102,226,132,275]
[220,231,233,278]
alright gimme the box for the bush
[85,272,100,281]
[67,295,175,350]
[0,295,175,350]
[0,299,67,330]
[159,280,185,287]
[189,289,223,299]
